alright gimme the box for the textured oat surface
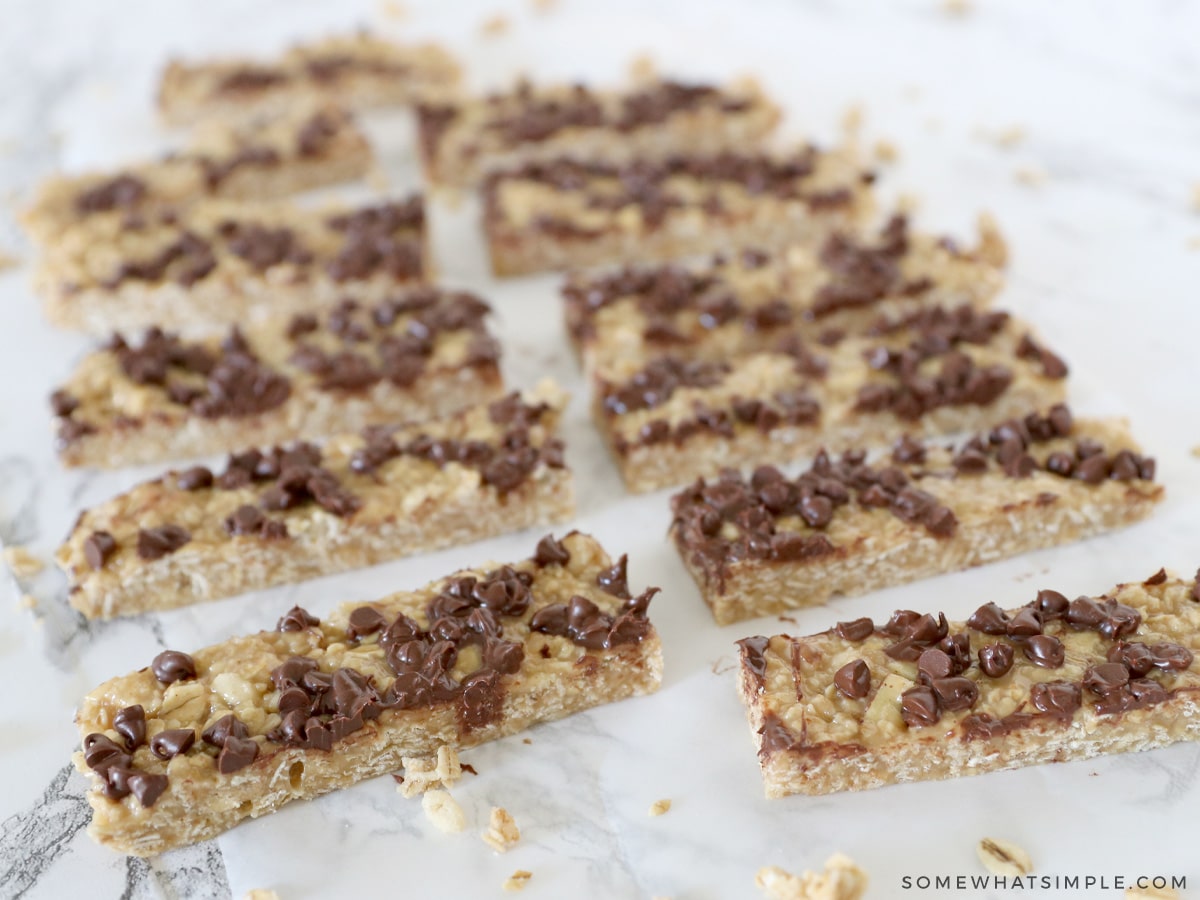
[74,532,663,855]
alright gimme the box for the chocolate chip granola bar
[22,105,372,244]
[417,77,779,188]
[52,290,502,468]
[158,31,461,126]
[482,146,874,276]
[563,214,1006,372]
[594,305,1068,492]
[74,532,662,854]
[59,383,574,619]
[737,567,1200,797]
[36,195,428,334]
[672,406,1161,624]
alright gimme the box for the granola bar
[22,105,371,244]
[52,290,502,468]
[74,532,662,854]
[417,77,779,188]
[36,195,428,335]
[737,567,1200,797]
[59,384,573,619]
[594,305,1069,492]
[672,406,1161,624]
[563,214,1006,372]
[158,32,461,126]
[482,146,873,276]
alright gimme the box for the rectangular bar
[36,195,429,335]
[563,213,1007,372]
[74,531,662,854]
[158,32,461,126]
[593,305,1069,493]
[482,145,874,276]
[417,77,780,188]
[59,383,574,619]
[672,406,1161,624]
[736,568,1200,797]
[22,105,372,244]
[51,289,502,469]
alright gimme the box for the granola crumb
[1125,886,1179,900]
[648,798,672,817]
[873,139,899,163]
[397,746,462,797]
[628,53,657,81]
[896,191,921,214]
[3,546,45,578]
[522,737,532,744]
[422,789,466,833]
[756,854,868,900]
[480,13,510,36]
[18,594,36,611]
[365,166,390,191]
[976,837,1033,876]
[504,870,533,892]
[482,806,521,852]
[1015,165,1047,187]
[941,0,973,16]
[243,891,280,900]
[975,211,1009,267]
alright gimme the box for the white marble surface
[2,0,1200,897]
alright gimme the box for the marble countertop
[3,0,1200,897]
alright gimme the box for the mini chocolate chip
[917,648,954,681]
[127,772,169,807]
[83,733,129,771]
[113,705,147,750]
[136,524,191,560]
[224,504,265,536]
[1149,642,1194,671]
[1073,454,1109,484]
[533,534,571,567]
[931,676,978,711]
[833,659,871,699]
[150,728,196,759]
[203,714,249,748]
[978,643,1014,677]
[596,555,631,598]
[151,650,196,684]
[50,389,80,417]
[835,617,874,642]
[277,605,320,631]
[217,735,259,774]
[176,466,213,491]
[798,493,834,528]
[1005,607,1043,637]
[967,602,1009,635]
[83,531,117,570]
[1023,634,1065,668]
[900,685,940,728]
[1083,662,1130,695]
[1143,567,1168,586]
[1030,680,1081,717]
[1032,589,1070,620]
[347,606,387,639]
[1107,641,1156,677]
[1045,451,1075,477]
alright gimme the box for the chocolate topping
[136,524,191,560]
[325,199,425,282]
[738,636,771,690]
[277,605,320,631]
[113,705,147,751]
[151,650,196,684]
[529,588,658,650]
[978,643,1014,678]
[83,531,117,570]
[217,736,259,774]
[1022,633,1065,668]
[127,772,169,807]
[532,534,571,567]
[150,728,196,760]
[900,685,940,727]
[834,659,872,699]
[1029,680,1081,718]
[835,617,875,642]
[76,174,147,213]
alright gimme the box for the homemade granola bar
[482,146,873,276]
[74,532,662,854]
[37,195,428,335]
[60,384,573,619]
[158,32,461,125]
[737,567,1200,796]
[563,214,1006,371]
[22,105,371,244]
[672,406,1161,624]
[417,77,779,188]
[52,290,502,468]
[594,305,1069,492]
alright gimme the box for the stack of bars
[25,23,1189,858]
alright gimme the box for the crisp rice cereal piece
[504,870,533,892]
[976,837,1033,876]
[423,789,466,833]
[755,854,868,900]
[648,798,671,817]
[398,746,462,798]
[4,546,45,578]
[482,806,521,852]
